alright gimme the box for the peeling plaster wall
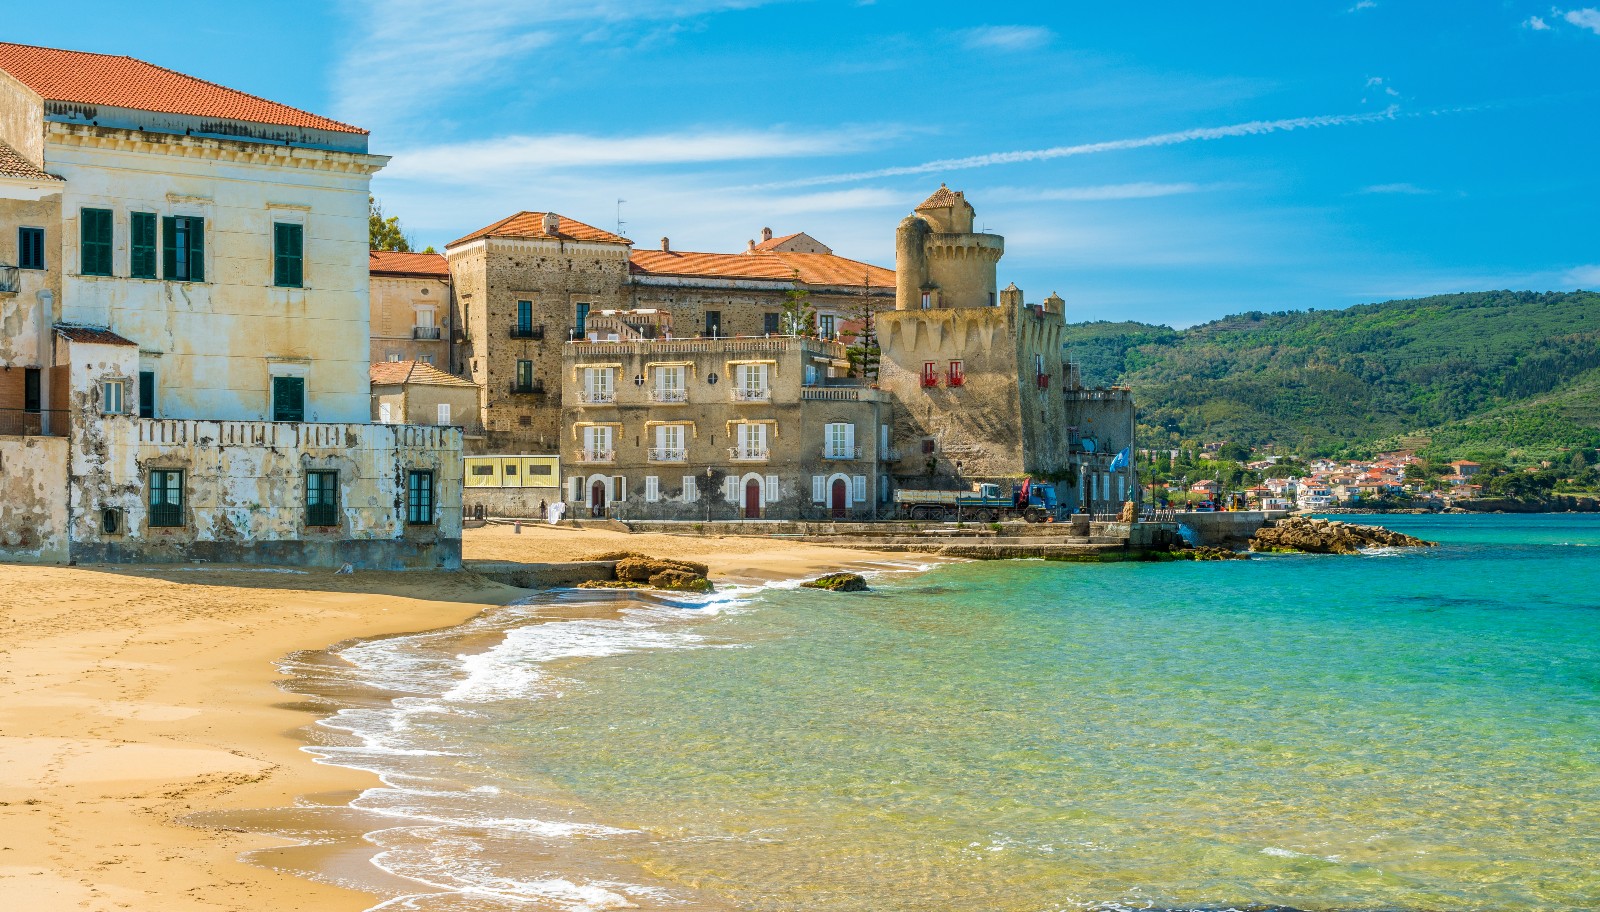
[68,419,462,569]
[0,435,69,562]
[0,194,63,370]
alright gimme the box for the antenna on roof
[616,199,627,238]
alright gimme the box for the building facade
[369,250,453,367]
[0,42,461,567]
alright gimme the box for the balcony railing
[510,324,545,340]
[732,387,771,402]
[578,389,616,404]
[0,408,66,436]
[823,446,863,460]
[921,374,940,388]
[305,502,340,527]
[508,380,545,395]
[574,449,616,463]
[650,388,688,403]
[412,326,442,340]
[648,447,687,462]
[148,502,183,528]
[728,447,769,462]
[947,373,965,388]
[880,447,902,462]
[0,265,18,294]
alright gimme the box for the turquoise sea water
[305,515,1600,911]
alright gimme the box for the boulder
[800,572,870,592]
[1250,516,1435,554]
[614,556,711,583]
[647,569,713,592]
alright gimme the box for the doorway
[744,479,762,519]
[830,478,848,518]
[590,480,607,518]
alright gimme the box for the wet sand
[0,526,902,911]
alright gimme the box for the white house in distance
[0,42,462,567]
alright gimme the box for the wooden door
[591,481,606,517]
[830,479,848,518]
[744,479,762,519]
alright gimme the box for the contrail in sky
[755,106,1408,190]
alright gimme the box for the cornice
[45,123,390,176]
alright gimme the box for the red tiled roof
[630,249,893,289]
[916,183,966,210]
[56,325,136,346]
[369,250,449,278]
[751,231,801,251]
[0,138,58,182]
[0,42,365,135]
[369,361,477,388]
[447,212,631,248]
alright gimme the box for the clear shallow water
[297,516,1600,911]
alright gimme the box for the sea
[275,514,1600,912]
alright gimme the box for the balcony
[921,374,940,388]
[650,388,688,403]
[510,324,545,340]
[648,447,687,463]
[880,447,903,462]
[728,447,769,462]
[574,449,616,464]
[508,380,546,395]
[578,389,616,404]
[947,373,965,388]
[412,326,442,340]
[732,387,771,403]
[823,446,863,460]
[0,265,17,294]
[0,408,65,436]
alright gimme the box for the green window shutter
[162,216,177,279]
[130,213,156,278]
[272,376,305,422]
[274,223,303,287]
[80,208,112,276]
[188,217,204,282]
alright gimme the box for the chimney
[760,227,773,242]
[747,239,756,251]
[660,237,671,252]
[541,212,560,235]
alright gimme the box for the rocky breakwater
[1250,516,1436,555]
[576,552,713,592]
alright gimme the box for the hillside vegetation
[1065,291,1600,461]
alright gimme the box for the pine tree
[780,271,817,337]
[846,272,883,380]
[369,196,412,252]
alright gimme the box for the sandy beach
[0,525,897,911]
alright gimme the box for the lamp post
[955,459,964,524]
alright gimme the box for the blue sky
[10,2,1598,326]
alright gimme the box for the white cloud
[989,182,1215,202]
[1525,15,1552,29]
[758,106,1405,190]
[381,126,892,183]
[1566,264,1600,285]
[960,25,1054,51]
[1360,182,1433,195]
[1565,8,1600,33]
[1348,0,1377,11]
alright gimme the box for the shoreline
[0,526,912,911]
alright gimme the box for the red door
[591,480,606,518]
[744,479,762,519]
[831,479,848,518]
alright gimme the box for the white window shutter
[683,475,697,501]
[844,424,855,452]
[568,476,581,502]
[645,476,659,503]
[725,475,739,502]
[765,475,780,504]
[437,403,451,425]
[852,475,867,503]
[378,402,392,424]
[812,475,825,503]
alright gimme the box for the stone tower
[895,185,1005,311]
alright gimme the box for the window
[683,475,698,501]
[274,222,304,287]
[163,215,205,282]
[18,227,44,270]
[272,375,305,422]
[306,470,339,526]
[139,370,155,418]
[852,475,867,503]
[582,425,614,460]
[734,363,768,399]
[516,360,535,391]
[922,437,936,455]
[23,368,40,413]
[920,291,931,310]
[653,423,685,461]
[922,361,939,388]
[149,469,184,527]
[736,422,768,458]
[516,300,533,333]
[436,403,452,425]
[948,360,964,387]
[582,366,614,401]
[574,302,590,337]
[101,380,125,415]
[378,402,393,423]
[387,352,402,362]
[763,312,781,335]
[825,422,855,459]
[406,470,434,524]
[652,364,685,401]
[130,213,157,278]
[819,314,835,339]
[80,208,113,276]
[988,292,997,307]
[645,476,660,503]
[704,310,721,338]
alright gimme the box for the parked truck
[893,481,1056,522]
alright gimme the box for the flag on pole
[1108,446,1131,472]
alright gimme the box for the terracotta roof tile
[369,360,477,388]
[0,138,58,182]
[915,183,966,211]
[369,250,449,278]
[56,325,136,346]
[751,231,801,251]
[447,212,631,249]
[630,249,893,289]
[0,42,365,135]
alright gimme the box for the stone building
[369,250,452,367]
[561,331,889,520]
[0,42,461,567]
[370,359,481,438]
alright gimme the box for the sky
[8,2,1598,327]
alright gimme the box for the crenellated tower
[895,185,1005,311]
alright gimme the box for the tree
[369,196,412,252]
[846,272,883,380]
[780,271,817,336]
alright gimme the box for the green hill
[1064,290,1600,461]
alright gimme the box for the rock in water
[800,572,870,592]
[1250,516,1436,554]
